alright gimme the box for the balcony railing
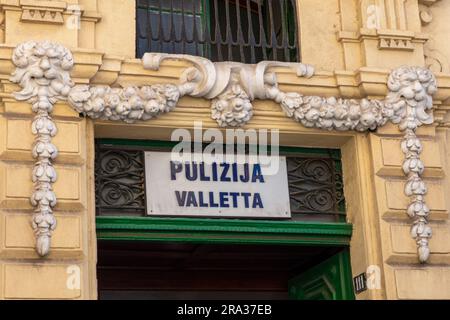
[136,0,300,63]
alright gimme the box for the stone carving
[378,38,414,51]
[10,41,437,262]
[68,85,183,123]
[10,40,74,256]
[419,0,449,73]
[69,54,314,128]
[21,9,64,24]
[419,0,441,25]
[389,66,437,262]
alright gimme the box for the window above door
[94,139,345,223]
[136,0,300,63]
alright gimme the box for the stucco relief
[10,40,73,256]
[419,0,449,73]
[10,41,437,263]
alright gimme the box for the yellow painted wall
[0,0,449,300]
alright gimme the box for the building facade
[0,0,449,299]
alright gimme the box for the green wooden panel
[96,138,341,159]
[96,216,352,246]
[288,249,355,300]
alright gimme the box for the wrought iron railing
[136,0,300,63]
[95,141,345,221]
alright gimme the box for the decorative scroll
[10,41,437,262]
[69,54,315,128]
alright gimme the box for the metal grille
[287,158,345,219]
[136,0,300,63]
[95,142,345,221]
[95,145,146,216]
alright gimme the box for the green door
[288,249,355,300]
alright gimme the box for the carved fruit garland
[386,66,437,262]
[10,41,74,256]
[10,41,437,262]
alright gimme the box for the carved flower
[115,101,131,116]
[144,100,160,115]
[319,102,335,119]
[32,162,57,183]
[31,116,57,136]
[411,221,432,239]
[309,96,323,109]
[123,86,138,98]
[358,112,376,130]
[32,212,57,232]
[67,85,91,111]
[401,136,423,154]
[407,201,429,218]
[348,103,361,120]
[302,108,320,128]
[106,92,121,108]
[281,92,302,117]
[405,177,427,196]
[30,189,57,208]
[402,157,424,175]
[140,86,156,100]
[32,141,58,159]
[334,102,348,120]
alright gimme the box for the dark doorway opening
[97,240,351,300]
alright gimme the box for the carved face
[10,41,74,103]
[388,66,437,99]
[386,66,437,129]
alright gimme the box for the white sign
[145,152,291,218]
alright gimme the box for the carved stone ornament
[11,41,437,262]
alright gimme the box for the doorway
[97,240,354,300]
[94,139,355,300]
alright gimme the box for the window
[136,0,300,63]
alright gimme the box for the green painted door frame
[96,216,352,246]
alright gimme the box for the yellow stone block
[53,167,81,201]
[4,214,81,250]
[395,268,450,299]
[52,121,81,154]
[6,118,34,152]
[5,118,81,154]
[5,11,78,48]
[390,223,450,254]
[385,179,446,212]
[4,264,82,299]
[5,164,33,199]
[381,138,442,169]
[4,164,80,200]
[96,0,135,57]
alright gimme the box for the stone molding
[9,40,437,263]
[1,0,102,25]
[338,29,428,52]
